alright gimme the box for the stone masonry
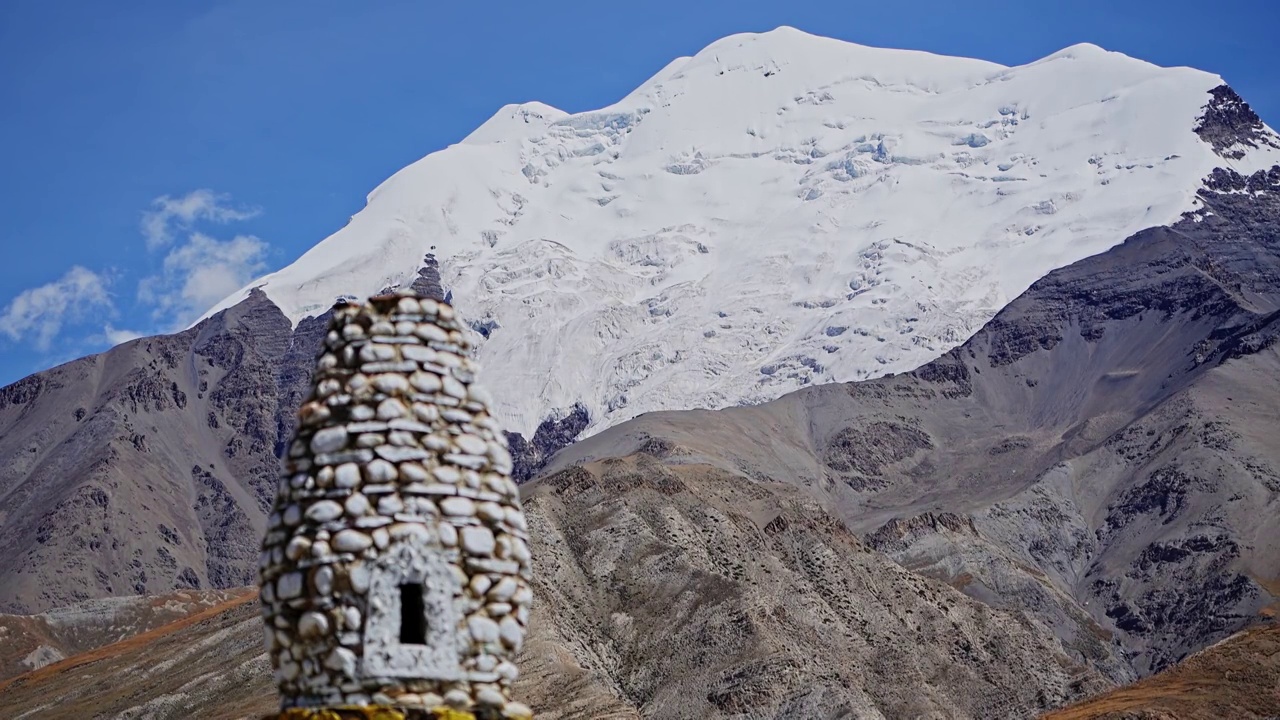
[258,292,533,719]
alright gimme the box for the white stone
[498,615,524,651]
[372,373,409,394]
[334,463,362,488]
[374,445,428,462]
[415,323,449,343]
[360,343,397,363]
[305,500,343,523]
[341,322,366,340]
[310,540,332,558]
[444,453,488,470]
[441,409,474,424]
[402,344,436,363]
[388,522,432,544]
[461,526,496,555]
[305,566,329,597]
[345,493,371,517]
[455,433,488,456]
[468,615,500,643]
[349,563,371,593]
[438,522,458,547]
[487,602,512,616]
[444,689,471,709]
[513,586,533,605]
[424,434,451,452]
[387,430,416,446]
[370,321,395,335]
[502,507,526,532]
[343,606,362,630]
[409,370,442,393]
[488,576,519,602]
[442,375,468,400]
[350,404,375,421]
[511,536,531,563]
[437,303,455,321]
[333,529,373,552]
[279,660,300,681]
[496,660,519,681]
[504,701,533,718]
[478,502,505,522]
[441,496,475,517]
[325,646,359,676]
[298,611,329,638]
[477,687,506,707]
[397,693,424,708]
[316,466,335,487]
[413,402,440,423]
[432,465,462,484]
[399,462,429,482]
[376,398,407,420]
[371,527,389,550]
[376,495,404,515]
[364,459,398,483]
[356,433,385,449]
[282,504,302,526]
[317,377,342,398]
[310,426,348,454]
[470,574,493,597]
[467,384,494,407]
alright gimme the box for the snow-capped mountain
[202,27,1280,439]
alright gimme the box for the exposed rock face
[0,290,317,614]
[547,163,1280,681]
[1043,622,1280,720]
[0,259,459,614]
[1194,85,1280,159]
[0,588,246,681]
[504,403,591,483]
[0,458,1114,719]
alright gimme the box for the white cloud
[0,266,115,350]
[138,232,269,326]
[103,325,145,346]
[141,189,260,250]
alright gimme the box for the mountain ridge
[194,28,1280,440]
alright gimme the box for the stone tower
[259,292,533,720]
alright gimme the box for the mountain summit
[2,31,1278,617]
[200,28,1280,441]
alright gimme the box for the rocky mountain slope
[0,588,243,681]
[546,160,1280,680]
[3,31,1280,616]
[1043,622,1280,720]
[0,457,1112,719]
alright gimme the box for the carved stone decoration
[258,292,533,720]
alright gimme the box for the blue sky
[2,0,1277,387]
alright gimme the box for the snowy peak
[462,102,568,146]
[201,30,1280,441]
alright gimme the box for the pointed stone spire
[259,291,533,720]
